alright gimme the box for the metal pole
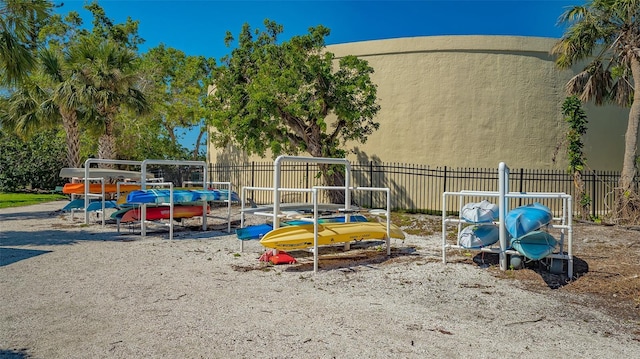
[273,155,352,229]
[498,162,509,271]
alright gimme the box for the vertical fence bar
[369,161,374,207]
[591,171,597,219]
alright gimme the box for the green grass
[0,193,68,209]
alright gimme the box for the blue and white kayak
[505,202,553,239]
[126,189,239,204]
[461,200,498,223]
[510,230,558,260]
[62,199,118,212]
[236,215,369,241]
[458,224,500,249]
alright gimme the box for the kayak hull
[117,205,209,223]
[505,203,553,239]
[236,215,369,241]
[259,222,405,250]
[510,230,558,260]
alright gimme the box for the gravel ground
[1,201,639,358]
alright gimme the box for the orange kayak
[62,183,142,194]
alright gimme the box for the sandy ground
[1,201,639,358]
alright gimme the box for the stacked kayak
[510,231,558,260]
[236,215,369,240]
[505,202,553,239]
[62,198,118,212]
[125,188,239,204]
[458,200,500,249]
[63,183,141,194]
[259,222,405,251]
[505,203,557,260]
[114,204,210,223]
[458,225,500,249]
[461,200,498,223]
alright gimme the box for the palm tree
[2,52,85,168]
[0,0,51,85]
[551,0,640,223]
[67,37,148,161]
[39,47,85,167]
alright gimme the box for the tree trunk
[98,119,117,168]
[574,170,589,220]
[193,127,205,161]
[60,110,81,168]
[319,163,347,204]
[615,57,640,224]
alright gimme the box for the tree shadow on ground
[0,209,61,221]
[283,241,419,272]
[0,248,52,267]
[230,241,421,273]
[0,348,31,358]
[471,252,589,289]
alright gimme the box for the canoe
[460,200,498,223]
[117,204,209,223]
[59,167,154,179]
[458,224,500,249]
[505,202,553,239]
[62,198,118,212]
[125,189,239,204]
[63,183,142,194]
[259,222,405,250]
[510,230,558,260]
[236,215,369,241]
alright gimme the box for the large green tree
[552,0,640,223]
[0,0,51,86]
[3,1,146,167]
[208,21,380,200]
[136,44,215,160]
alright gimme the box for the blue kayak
[510,230,558,260]
[62,199,118,212]
[458,224,499,249]
[236,215,369,241]
[126,189,239,204]
[505,202,552,239]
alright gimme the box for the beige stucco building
[208,35,630,171]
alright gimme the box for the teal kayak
[505,202,552,239]
[510,230,558,260]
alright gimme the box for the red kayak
[119,205,209,223]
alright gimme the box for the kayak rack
[442,162,574,278]
[184,180,236,234]
[238,155,398,273]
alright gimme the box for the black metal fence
[208,161,634,217]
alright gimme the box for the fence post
[518,168,524,207]
[443,166,447,193]
[591,171,596,219]
[369,161,374,207]
[306,163,310,203]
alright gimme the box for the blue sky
[54,0,583,149]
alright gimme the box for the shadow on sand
[471,252,589,289]
[232,240,420,273]
[0,348,31,358]
[0,248,52,267]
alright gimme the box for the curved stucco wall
[209,35,630,171]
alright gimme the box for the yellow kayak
[259,222,405,250]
